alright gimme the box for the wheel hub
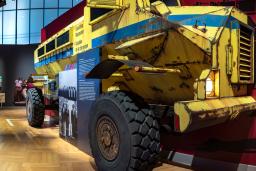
[102,130,112,147]
[96,116,120,161]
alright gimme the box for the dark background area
[0,57,4,80]
[0,45,37,105]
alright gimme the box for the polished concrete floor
[0,107,192,171]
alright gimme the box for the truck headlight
[206,72,215,97]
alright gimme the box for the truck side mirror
[150,1,171,17]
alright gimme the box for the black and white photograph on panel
[59,69,77,139]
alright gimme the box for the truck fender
[86,59,153,79]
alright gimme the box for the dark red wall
[41,0,86,42]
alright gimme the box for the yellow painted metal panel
[174,96,256,132]
[231,8,248,25]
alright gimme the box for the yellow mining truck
[27,0,255,170]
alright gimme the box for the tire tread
[107,91,160,171]
[26,88,45,127]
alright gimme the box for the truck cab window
[91,8,112,21]
[150,0,179,6]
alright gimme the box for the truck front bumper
[174,96,256,132]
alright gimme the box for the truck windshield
[150,0,179,6]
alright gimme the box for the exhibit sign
[59,69,77,139]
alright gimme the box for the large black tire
[26,88,45,127]
[89,91,160,171]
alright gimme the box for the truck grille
[239,25,253,82]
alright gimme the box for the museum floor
[0,107,191,171]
